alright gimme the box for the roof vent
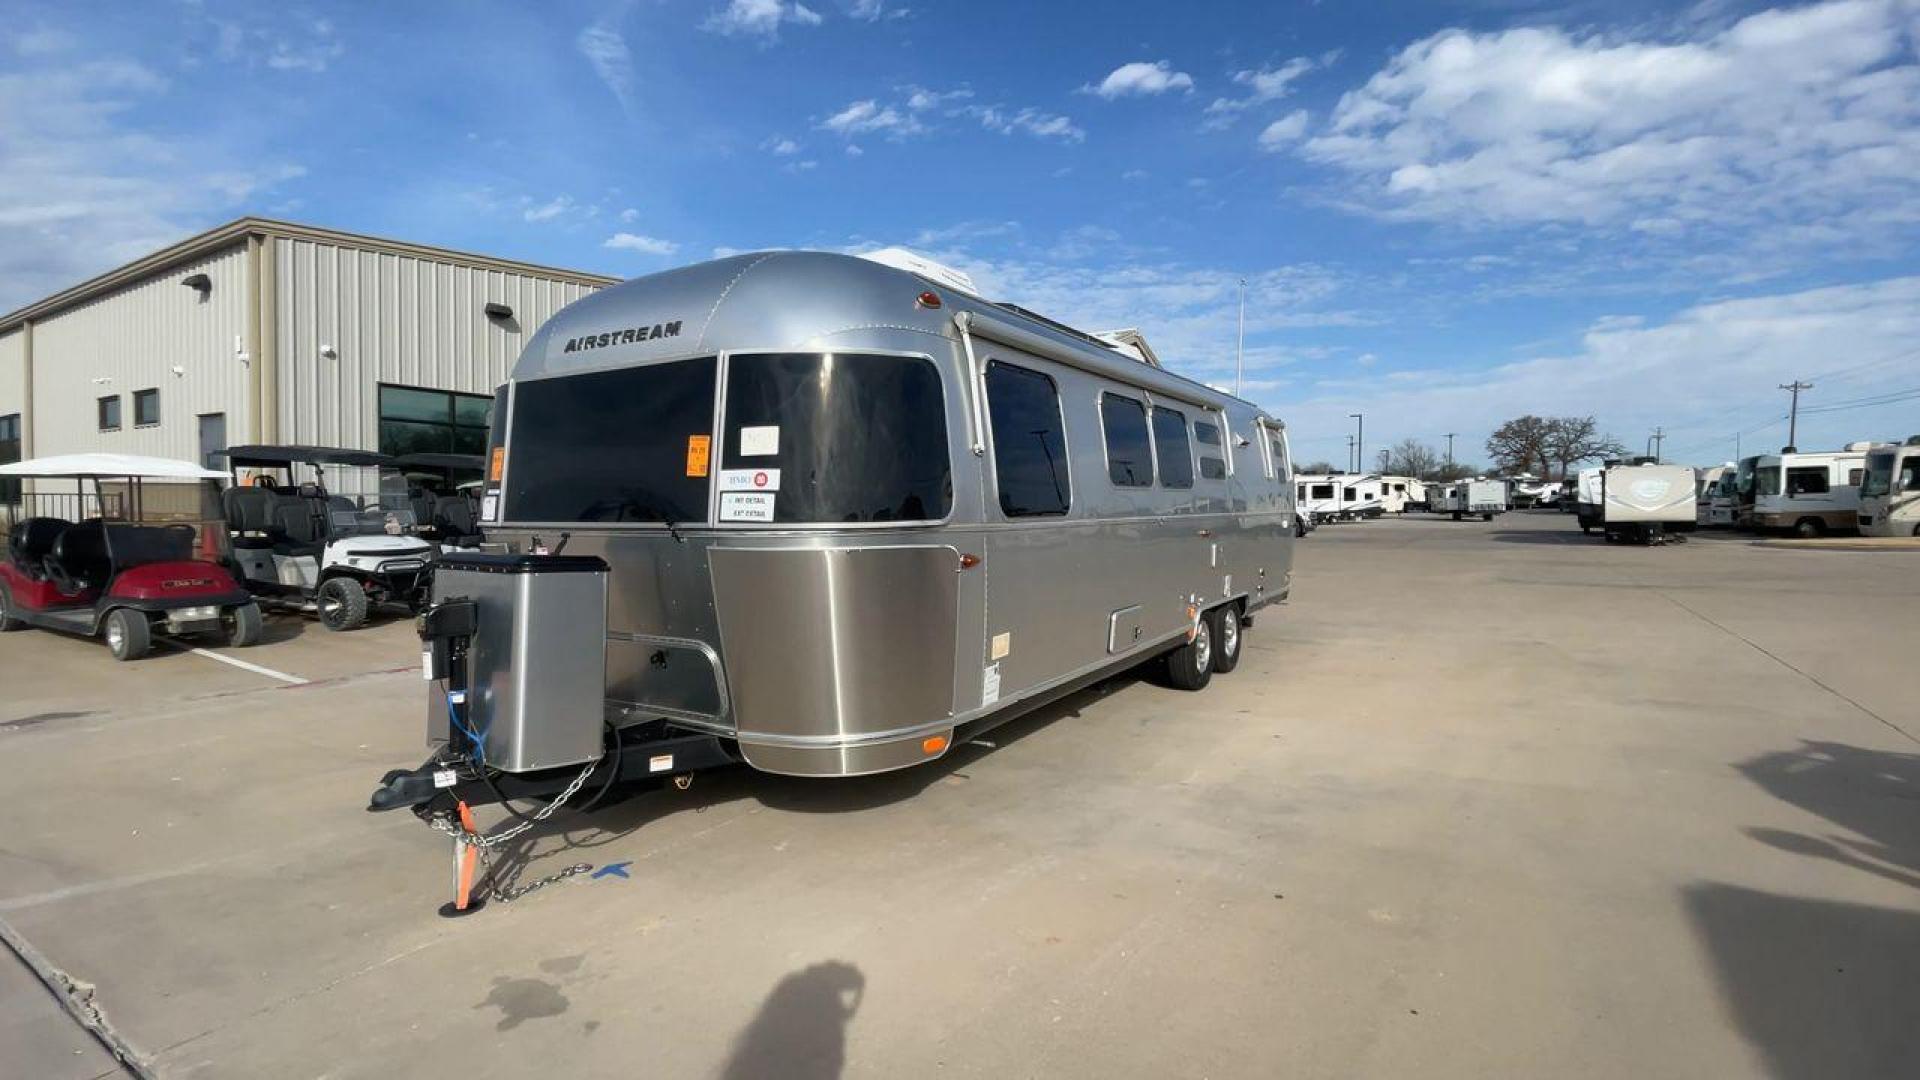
[483,302,514,322]
[182,273,212,295]
[856,247,978,294]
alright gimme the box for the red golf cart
[0,453,263,661]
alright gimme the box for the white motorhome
[1695,464,1730,527]
[1858,436,1920,537]
[1702,465,1738,526]
[1599,461,1696,544]
[1751,445,1877,537]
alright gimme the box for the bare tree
[1298,459,1337,474]
[1384,438,1442,479]
[1544,416,1627,480]
[1486,415,1555,478]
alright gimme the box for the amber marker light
[922,735,949,755]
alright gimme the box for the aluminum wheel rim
[1194,620,1212,672]
[1221,613,1238,659]
[106,619,123,650]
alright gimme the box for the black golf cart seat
[7,517,70,581]
[223,486,280,547]
[46,520,198,592]
[434,494,482,546]
[270,499,327,557]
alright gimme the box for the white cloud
[523,195,574,223]
[1282,275,1920,465]
[620,207,640,223]
[1296,0,1920,253]
[905,85,972,111]
[201,11,344,74]
[604,232,679,255]
[1202,56,1316,128]
[15,27,76,56]
[970,105,1086,143]
[1257,110,1309,149]
[576,18,635,112]
[846,0,908,20]
[703,0,823,40]
[713,245,747,258]
[820,99,924,138]
[763,136,801,155]
[1085,60,1195,99]
[845,143,864,156]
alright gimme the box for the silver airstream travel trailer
[371,252,1297,862]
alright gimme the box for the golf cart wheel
[104,608,151,661]
[1209,603,1243,674]
[225,601,264,648]
[1164,616,1214,692]
[1794,518,1825,539]
[317,577,369,631]
[0,584,22,631]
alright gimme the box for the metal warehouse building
[0,218,614,496]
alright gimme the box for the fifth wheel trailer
[371,250,1298,834]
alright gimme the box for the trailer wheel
[1209,604,1243,674]
[1794,518,1825,539]
[225,601,264,648]
[318,577,369,631]
[104,608,151,661]
[1451,511,1462,521]
[0,584,22,632]
[1482,512,1494,521]
[1163,617,1214,691]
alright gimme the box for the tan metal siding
[273,237,599,454]
[28,244,252,461]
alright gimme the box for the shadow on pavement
[1683,883,1920,1079]
[1737,740,1920,878]
[718,961,865,1080]
[1485,529,1603,545]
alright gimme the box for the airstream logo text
[563,320,683,353]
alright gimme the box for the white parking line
[158,640,310,685]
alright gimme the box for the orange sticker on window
[686,434,712,478]
[488,446,506,482]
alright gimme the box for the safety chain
[427,759,600,903]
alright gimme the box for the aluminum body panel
[432,560,608,771]
[1602,464,1698,524]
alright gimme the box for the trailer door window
[1151,406,1194,489]
[985,360,1070,517]
[506,357,717,523]
[1268,432,1288,481]
[1785,466,1828,496]
[1101,393,1152,487]
[723,352,950,523]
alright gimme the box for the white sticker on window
[480,494,499,522]
[719,491,776,522]
[718,467,781,492]
[738,425,780,457]
[982,662,1001,706]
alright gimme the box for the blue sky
[3,0,1918,468]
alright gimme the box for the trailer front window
[506,357,718,524]
[1753,466,1780,496]
[722,352,950,524]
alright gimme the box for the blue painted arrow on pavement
[592,862,633,880]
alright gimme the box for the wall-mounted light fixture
[483,302,514,322]
[182,273,212,295]
[90,376,113,385]
[319,343,339,360]
[171,365,187,378]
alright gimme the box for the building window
[133,388,160,427]
[0,414,19,504]
[985,360,1071,517]
[378,384,493,457]
[98,395,121,431]
[1151,406,1194,489]
[1100,393,1152,487]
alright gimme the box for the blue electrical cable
[442,681,487,768]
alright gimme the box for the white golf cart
[218,445,436,630]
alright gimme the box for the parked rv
[1429,480,1507,520]
[370,251,1297,844]
[1750,445,1877,537]
[1295,473,1377,522]
[1730,455,1762,529]
[1376,475,1427,514]
[1599,461,1696,544]
[1573,467,1604,532]
[1694,465,1729,527]
[1858,436,1920,537]
[1702,466,1738,527]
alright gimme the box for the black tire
[317,577,369,631]
[225,601,264,647]
[0,584,23,632]
[104,608,151,661]
[1794,518,1824,539]
[1452,511,1462,521]
[1482,512,1494,521]
[1163,616,1214,691]
[1209,604,1243,674]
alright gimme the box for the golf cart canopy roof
[220,444,397,469]
[392,453,484,472]
[0,452,228,481]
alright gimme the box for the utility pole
[1648,426,1664,462]
[1378,449,1389,474]
[1444,433,1456,474]
[1779,380,1812,449]
[1346,435,1355,473]
[1349,413,1363,479]
[1234,277,1245,398]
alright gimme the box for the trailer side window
[1151,406,1194,489]
[1268,433,1288,481]
[506,356,717,524]
[1847,467,1863,486]
[1311,483,1334,500]
[1786,466,1829,496]
[723,352,951,523]
[1101,393,1152,487]
[985,360,1070,517]
[1902,458,1920,491]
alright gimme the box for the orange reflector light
[959,553,981,569]
[922,735,949,755]
[916,290,942,309]
[488,446,506,482]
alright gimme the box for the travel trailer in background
[1858,436,1920,536]
[1702,465,1738,526]
[1295,473,1379,522]
[1750,445,1878,537]
[1375,475,1427,514]
[1599,461,1697,544]
[1429,479,1508,520]
[1695,464,1730,527]
[370,251,1299,858]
